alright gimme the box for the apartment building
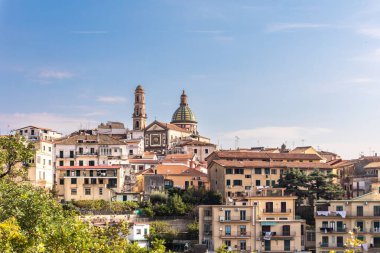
[199,188,306,252]
[315,183,380,253]
[208,159,333,202]
[54,131,130,201]
[14,126,62,189]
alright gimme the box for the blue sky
[1,0,380,158]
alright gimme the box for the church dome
[171,90,197,124]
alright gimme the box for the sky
[1,0,380,159]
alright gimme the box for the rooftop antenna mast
[234,136,240,150]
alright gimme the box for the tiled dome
[171,90,197,124]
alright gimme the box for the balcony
[76,152,98,156]
[231,246,251,252]
[220,232,251,238]
[219,216,251,222]
[261,231,296,239]
[263,209,291,214]
[320,242,329,248]
[203,230,212,236]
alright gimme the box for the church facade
[130,85,211,155]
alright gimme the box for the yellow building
[199,188,307,252]
[208,160,333,202]
[56,165,126,201]
[315,183,380,253]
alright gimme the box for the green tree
[0,135,34,179]
[276,168,309,206]
[308,169,344,206]
[216,244,229,253]
[186,221,199,239]
[168,194,187,215]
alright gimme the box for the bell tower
[132,85,147,130]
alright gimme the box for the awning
[261,221,277,226]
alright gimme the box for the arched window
[135,121,140,129]
[136,95,139,102]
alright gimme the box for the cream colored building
[315,183,380,253]
[199,188,307,252]
[56,165,126,201]
[208,159,333,202]
[54,131,130,201]
[14,126,62,189]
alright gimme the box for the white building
[128,223,150,248]
[13,126,62,189]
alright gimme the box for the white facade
[128,223,150,248]
[15,126,62,142]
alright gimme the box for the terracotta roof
[164,154,194,160]
[208,150,322,161]
[176,140,216,147]
[155,164,207,177]
[212,160,333,169]
[147,120,189,133]
[125,139,141,144]
[55,133,126,145]
[364,162,380,169]
[289,146,314,153]
[129,159,159,164]
[57,165,120,170]
[15,125,53,131]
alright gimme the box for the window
[233,180,242,186]
[374,206,380,216]
[225,225,231,235]
[306,231,315,242]
[357,206,363,216]
[271,169,277,174]
[240,210,246,221]
[144,228,148,235]
[281,202,287,213]
[193,149,198,154]
[271,180,276,186]
[84,178,89,184]
[59,160,64,166]
[226,180,231,186]
[70,161,74,166]
[99,188,103,195]
[48,147,51,152]
[91,178,97,184]
[224,240,231,247]
[59,179,64,185]
[79,160,84,166]
[226,168,233,174]
[265,202,273,212]
[225,210,231,221]
[59,151,64,158]
[284,240,290,251]
[136,229,141,235]
[79,147,83,154]
[71,188,77,195]
[265,168,270,175]
[283,225,290,236]
[239,240,246,250]
[322,236,329,247]
[205,149,209,154]
[71,178,77,184]
[337,236,344,247]
[99,179,104,184]
[266,180,270,186]
[234,168,244,174]
[85,188,91,195]
[356,221,364,232]
[70,150,74,158]
[255,180,261,186]
[76,170,80,176]
[89,160,95,166]
[129,150,133,155]
[336,205,343,211]
[255,168,262,174]
[90,148,95,154]
[245,175,251,178]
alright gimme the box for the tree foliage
[0,180,167,252]
[276,168,344,207]
[0,135,34,179]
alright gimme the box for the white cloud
[0,112,98,135]
[352,48,380,62]
[97,96,128,104]
[347,77,374,84]
[357,27,380,38]
[267,23,330,32]
[38,70,74,80]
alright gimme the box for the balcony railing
[261,231,296,237]
[320,242,329,248]
[76,152,98,156]
[203,230,212,236]
[263,209,291,214]
[220,232,251,238]
[219,216,251,222]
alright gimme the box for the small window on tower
[135,121,140,129]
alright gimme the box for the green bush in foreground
[0,180,166,253]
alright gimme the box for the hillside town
[2,85,380,253]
